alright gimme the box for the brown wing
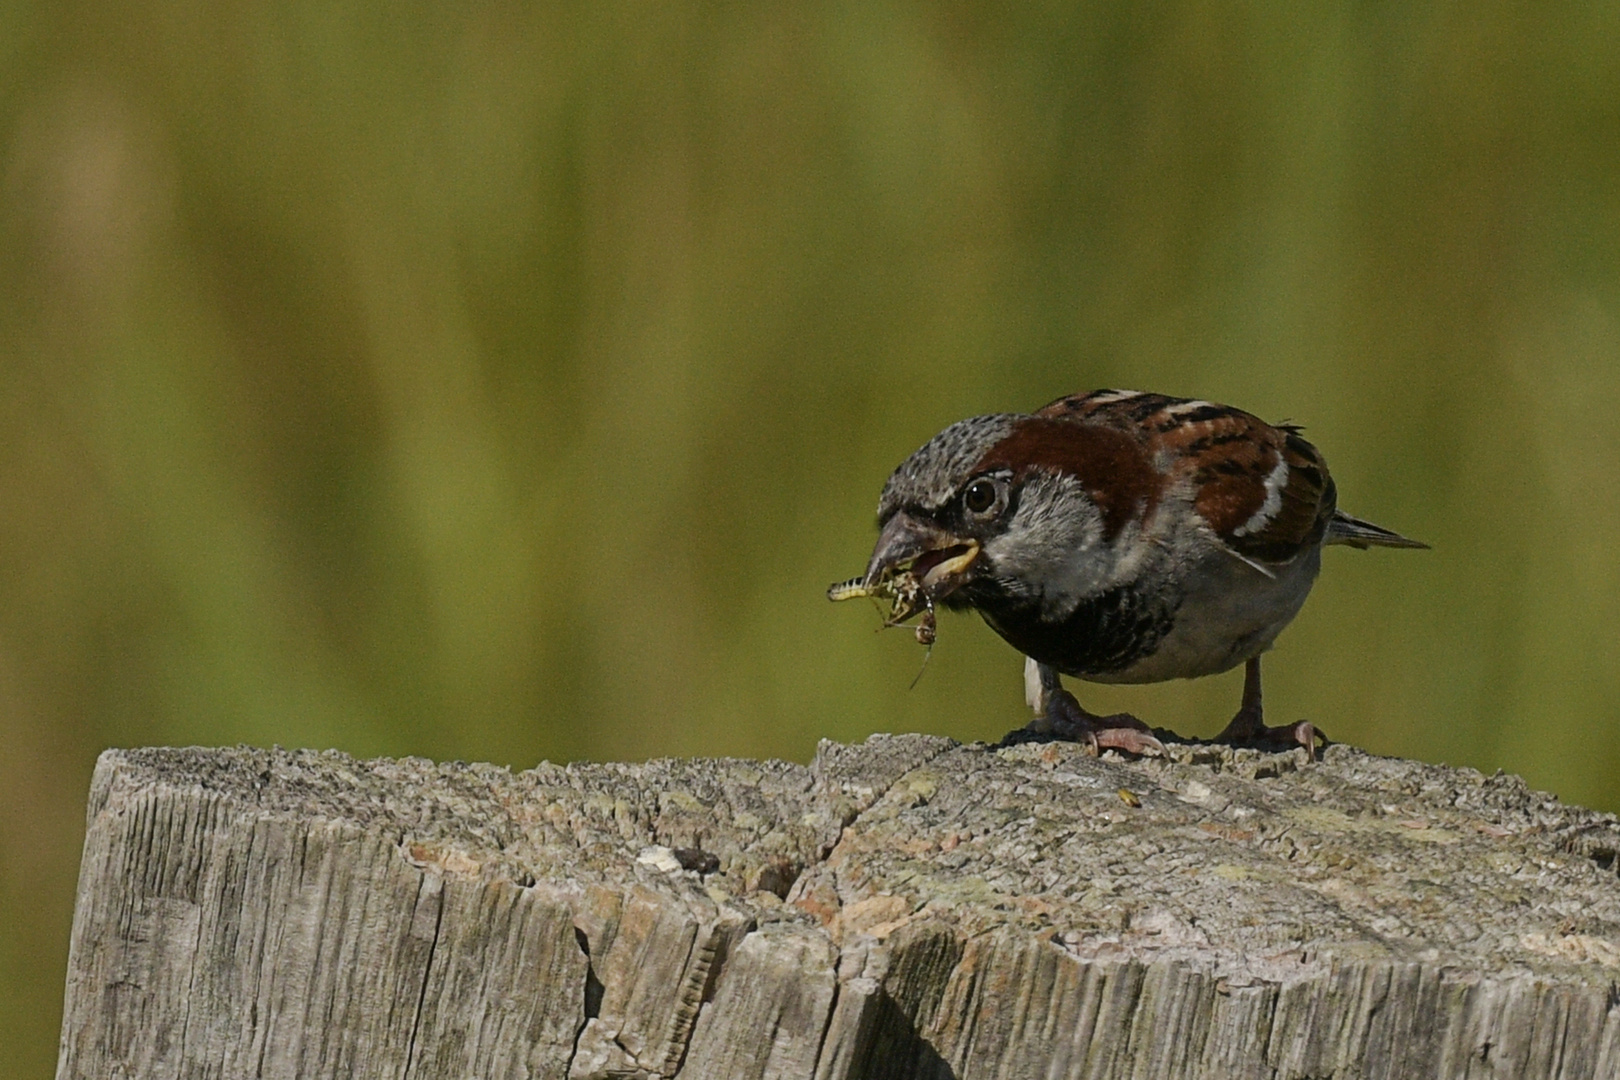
[1039,390,1335,563]
[1189,423,1335,563]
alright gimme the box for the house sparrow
[836,389,1426,758]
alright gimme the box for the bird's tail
[1325,511,1429,550]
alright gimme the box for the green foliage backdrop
[3,0,1618,1070]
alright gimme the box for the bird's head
[864,412,1155,617]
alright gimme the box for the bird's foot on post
[1023,657,1163,757]
[1213,705,1321,760]
[1038,688,1165,757]
[1211,657,1323,761]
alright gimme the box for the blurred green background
[3,0,1618,1071]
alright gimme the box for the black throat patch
[965,580,1180,679]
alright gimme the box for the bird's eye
[963,478,998,516]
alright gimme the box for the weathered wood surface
[58,736,1620,1080]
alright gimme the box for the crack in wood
[401,873,446,1078]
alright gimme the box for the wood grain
[57,737,1620,1078]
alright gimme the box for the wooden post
[57,737,1620,1079]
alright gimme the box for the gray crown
[877,413,1018,518]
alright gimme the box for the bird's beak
[863,512,981,597]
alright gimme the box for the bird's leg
[1024,657,1164,757]
[1024,655,1060,715]
[1213,657,1322,760]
